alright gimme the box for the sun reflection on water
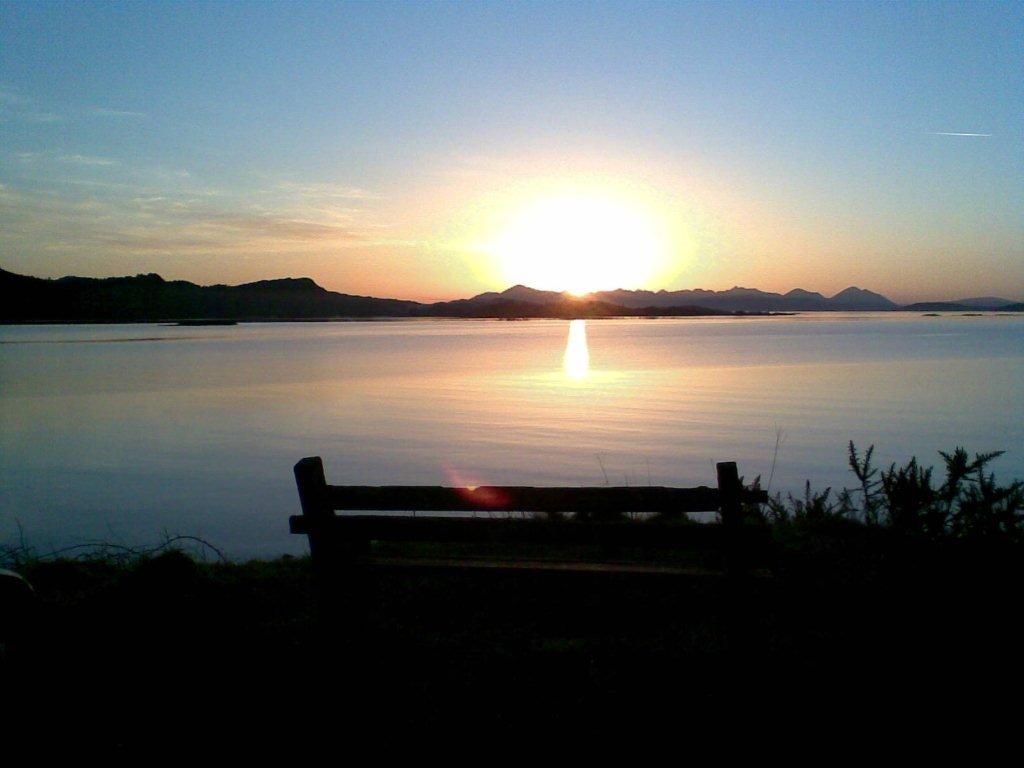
[563,319,590,380]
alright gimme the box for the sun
[486,193,669,295]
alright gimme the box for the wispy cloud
[927,132,993,137]
[88,107,146,119]
[0,176,391,260]
[0,109,62,123]
[0,89,62,123]
[277,181,379,200]
[0,89,144,123]
[58,154,121,167]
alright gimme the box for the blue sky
[1,1,1021,301]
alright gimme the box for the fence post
[294,456,370,641]
[717,461,746,578]
[716,461,743,528]
[295,455,352,597]
[295,456,328,514]
[295,456,331,561]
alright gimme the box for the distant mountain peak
[724,286,773,296]
[829,286,897,309]
[239,276,322,291]
[833,286,871,297]
[496,284,566,303]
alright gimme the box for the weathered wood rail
[289,457,769,578]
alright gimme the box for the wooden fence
[290,456,769,575]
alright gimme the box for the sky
[1,0,1022,302]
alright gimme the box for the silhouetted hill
[424,294,727,318]
[464,284,568,306]
[830,286,897,309]
[4,266,1017,322]
[0,268,733,322]
[953,296,1018,309]
[443,285,697,317]
[592,285,898,312]
[785,288,826,303]
[904,300,1023,312]
[904,302,976,312]
[0,268,423,322]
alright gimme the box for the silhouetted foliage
[764,442,1024,541]
[4,445,1023,737]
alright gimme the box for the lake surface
[2,314,1022,557]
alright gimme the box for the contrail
[928,132,992,137]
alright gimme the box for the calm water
[2,314,1022,557]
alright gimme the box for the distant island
[1,267,1021,323]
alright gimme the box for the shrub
[764,442,1024,541]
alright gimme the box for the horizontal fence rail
[289,514,769,547]
[320,484,737,514]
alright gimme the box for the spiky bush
[764,442,1024,540]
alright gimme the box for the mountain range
[503,284,902,312]
[1,267,1020,323]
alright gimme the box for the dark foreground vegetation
[2,445,1022,742]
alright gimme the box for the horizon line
[4,264,1022,306]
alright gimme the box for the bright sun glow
[487,193,670,295]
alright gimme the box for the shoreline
[10,309,1024,326]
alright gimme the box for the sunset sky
[1,1,1021,302]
